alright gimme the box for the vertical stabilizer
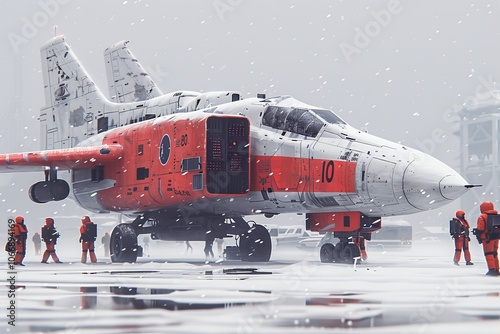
[40,35,113,150]
[104,40,163,103]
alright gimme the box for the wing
[0,145,123,172]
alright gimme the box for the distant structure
[458,91,500,213]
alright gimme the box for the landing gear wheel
[334,241,347,261]
[239,224,272,262]
[110,224,138,263]
[320,243,335,263]
[340,243,361,264]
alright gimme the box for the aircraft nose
[402,155,470,210]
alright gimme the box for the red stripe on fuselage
[250,156,356,193]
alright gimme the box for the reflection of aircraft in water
[0,36,478,264]
[110,286,255,310]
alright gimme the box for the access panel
[206,116,250,194]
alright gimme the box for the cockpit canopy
[262,105,345,137]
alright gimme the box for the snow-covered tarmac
[2,240,499,333]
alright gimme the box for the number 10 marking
[322,160,334,183]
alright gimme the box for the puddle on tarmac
[11,285,500,332]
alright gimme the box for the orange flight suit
[452,210,473,265]
[476,202,499,276]
[80,216,97,263]
[41,218,62,264]
[12,216,28,266]
[353,236,368,261]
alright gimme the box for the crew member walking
[101,232,110,257]
[451,210,473,266]
[79,216,97,263]
[204,232,215,259]
[185,241,193,254]
[476,202,500,276]
[32,232,41,255]
[12,216,28,266]
[41,218,62,264]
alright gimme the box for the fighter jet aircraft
[0,36,477,263]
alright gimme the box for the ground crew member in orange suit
[353,236,368,261]
[12,216,28,266]
[452,210,473,266]
[41,218,62,264]
[476,202,500,276]
[79,216,97,263]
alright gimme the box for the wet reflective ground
[2,240,500,333]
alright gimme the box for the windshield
[311,109,345,125]
[262,106,324,137]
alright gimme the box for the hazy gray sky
[1,0,499,222]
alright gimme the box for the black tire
[239,224,272,262]
[334,241,346,261]
[340,243,361,264]
[320,243,335,263]
[110,224,138,263]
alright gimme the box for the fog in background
[1,0,499,234]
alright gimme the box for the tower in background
[459,92,500,216]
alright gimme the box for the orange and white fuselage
[61,95,468,220]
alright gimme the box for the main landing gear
[224,221,272,262]
[110,224,140,263]
[109,216,272,263]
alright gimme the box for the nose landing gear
[320,239,362,264]
[308,212,380,264]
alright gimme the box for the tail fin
[104,40,163,103]
[40,35,112,150]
